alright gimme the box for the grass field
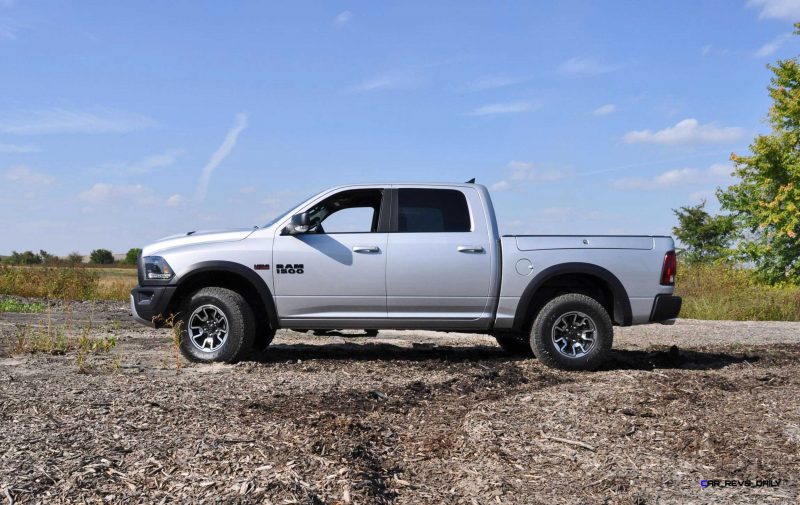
[1,263,799,321]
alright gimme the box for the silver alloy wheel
[551,311,597,358]
[188,304,230,353]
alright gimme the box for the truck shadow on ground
[254,342,761,371]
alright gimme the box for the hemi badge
[254,264,270,270]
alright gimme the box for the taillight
[660,250,677,286]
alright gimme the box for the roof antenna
[465,178,475,183]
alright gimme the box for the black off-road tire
[364,329,379,337]
[494,333,534,357]
[531,293,613,371]
[178,287,255,363]
[252,328,276,352]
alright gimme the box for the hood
[144,228,256,255]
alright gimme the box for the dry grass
[676,264,800,321]
[0,265,136,301]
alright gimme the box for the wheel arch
[512,262,632,331]
[166,261,279,331]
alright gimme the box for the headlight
[143,256,174,280]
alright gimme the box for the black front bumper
[130,285,177,328]
[649,294,682,324]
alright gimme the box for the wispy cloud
[754,33,791,57]
[612,163,732,190]
[465,101,537,116]
[333,10,352,27]
[125,149,183,173]
[195,113,248,202]
[490,180,511,191]
[165,194,185,207]
[748,0,800,20]
[593,104,616,116]
[622,118,744,145]
[492,161,571,191]
[558,57,618,77]
[464,76,521,92]
[0,108,157,135]
[350,69,424,93]
[79,183,155,205]
[0,142,39,153]
[4,165,54,185]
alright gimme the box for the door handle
[353,246,381,253]
[457,245,485,253]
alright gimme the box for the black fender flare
[172,260,279,330]
[513,262,632,329]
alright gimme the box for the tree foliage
[124,248,142,265]
[718,23,800,283]
[89,249,115,265]
[672,201,737,264]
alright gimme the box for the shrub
[89,249,114,265]
[124,248,142,265]
[66,252,84,264]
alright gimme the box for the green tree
[124,248,142,265]
[89,249,115,265]
[672,201,737,264]
[718,23,800,283]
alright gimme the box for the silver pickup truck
[131,182,681,370]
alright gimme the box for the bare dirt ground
[1,298,798,504]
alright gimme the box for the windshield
[261,192,318,228]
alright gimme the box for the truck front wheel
[178,287,255,363]
[531,293,612,371]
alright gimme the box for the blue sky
[1,0,799,254]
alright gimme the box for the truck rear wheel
[178,287,255,363]
[531,293,612,371]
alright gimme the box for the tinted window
[397,189,471,233]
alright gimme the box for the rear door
[385,186,493,327]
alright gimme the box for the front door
[386,187,493,327]
[273,188,388,325]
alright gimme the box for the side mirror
[287,212,311,235]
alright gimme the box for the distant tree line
[672,24,800,285]
[2,248,142,266]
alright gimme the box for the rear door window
[397,189,471,233]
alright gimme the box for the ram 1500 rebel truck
[131,182,681,370]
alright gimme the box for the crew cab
[131,182,681,370]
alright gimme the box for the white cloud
[464,76,520,92]
[593,104,616,116]
[622,118,744,145]
[465,101,537,116]
[0,142,39,153]
[4,165,54,185]
[165,194,184,207]
[79,183,155,205]
[333,10,352,27]
[748,0,800,20]
[754,33,791,57]
[558,57,617,76]
[351,70,424,92]
[0,108,157,135]
[490,180,511,191]
[195,112,248,202]
[612,163,733,190]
